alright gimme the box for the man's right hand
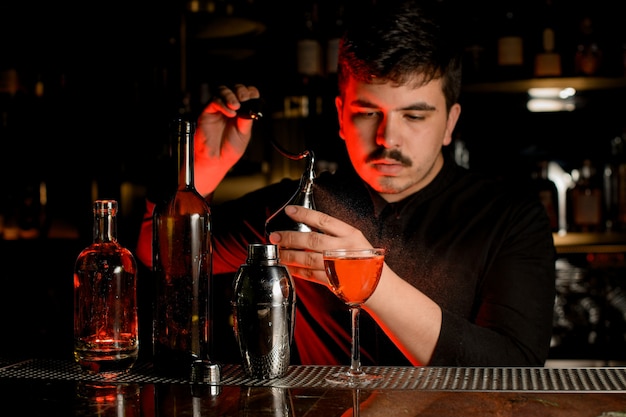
[193,84,261,197]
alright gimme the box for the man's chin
[371,178,404,195]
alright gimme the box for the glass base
[325,370,383,386]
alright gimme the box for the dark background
[1,0,624,239]
[1,0,626,362]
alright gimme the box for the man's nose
[376,116,402,148]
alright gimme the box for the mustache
[366,148,413,167]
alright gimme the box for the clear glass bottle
[73,199,139,375]
[265,150,317,240]
[152,117,218,382]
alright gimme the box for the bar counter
[3,358,626,416]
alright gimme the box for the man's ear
[335,95,345,140]
[443,103,461,146]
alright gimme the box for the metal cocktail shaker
[232,244,296,379]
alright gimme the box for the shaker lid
[247,243,278,262]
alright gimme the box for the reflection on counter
[76,381,142,417]
[4,379,626,417]
[551,254,626,362]
[4,360,626,416]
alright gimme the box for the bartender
[137,0,556,367]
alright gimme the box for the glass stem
[352,388,361,417]
[349,306,363,376]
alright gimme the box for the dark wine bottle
[152,117,219,382]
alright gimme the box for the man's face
[336,75,461,203]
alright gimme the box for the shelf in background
[553,232,626,254]
[463,77,626,94]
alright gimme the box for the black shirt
[211,153,556,366]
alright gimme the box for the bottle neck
[93,200,117,243]
[176,119,196,191]
[300,150,316,192]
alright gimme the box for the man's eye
[354,111,379,119]
[404,113,425,121]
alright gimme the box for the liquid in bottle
[74,199,139,374]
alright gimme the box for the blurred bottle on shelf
[533,0,562,77]
[568,159,604,233]
[321,2,343,115]
[15,182,45,239]
[0,67,48,240]
[609,132,626,231]
[622,36,626,77]
[495,2,528,80]
[296,2,322,78]
[276,1,331,168]
[603,135,623,232]
[0,194,19,240]
[324,2,344,79]
[292,1,322,119]
[462,13,490,83]
[531,160,559,232]
[574,15,604,76]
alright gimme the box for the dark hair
[337,0,462,111]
